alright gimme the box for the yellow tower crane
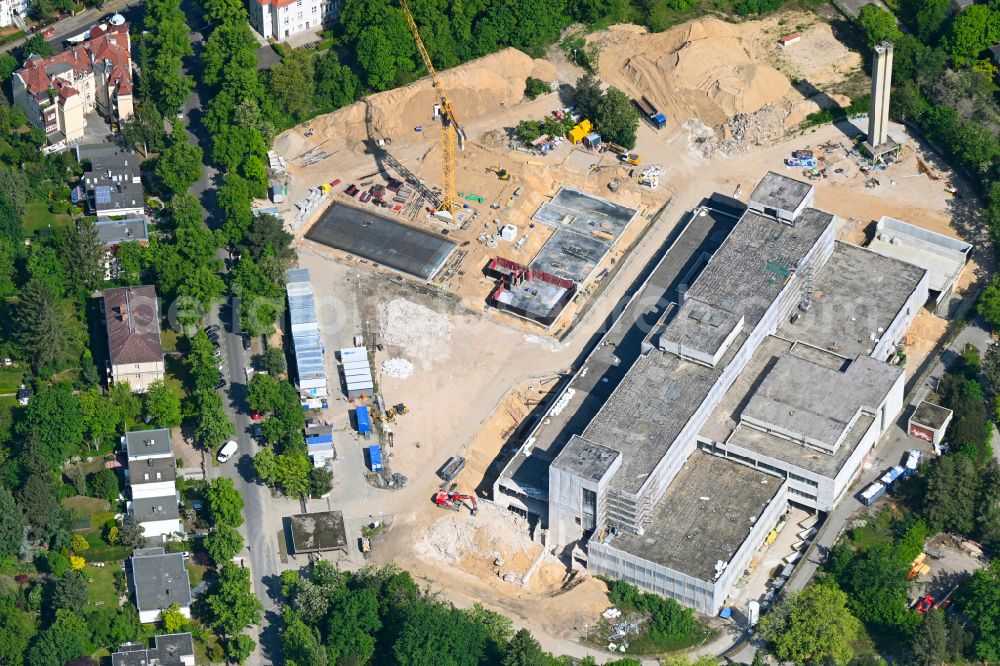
[399,0,465,216]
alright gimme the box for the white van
[217,440,239,463]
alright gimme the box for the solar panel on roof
[95,186,112,204]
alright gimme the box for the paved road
[2,0,139,55]
[176,5,294,661]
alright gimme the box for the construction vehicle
[433,491,479,515]
[604,142,627,155]
[620,152,640,166]
[633,97,667,130]
[400,0,465,216]
[487,166,510,180]
[394,403,409,415]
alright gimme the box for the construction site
[275,5,990,658]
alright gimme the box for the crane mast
[399,0,463,216]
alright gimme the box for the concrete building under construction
[494,172,929,614]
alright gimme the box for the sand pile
[275,48,555,154]
[381,357,414,379]
[377,298,453,348]
[416,500,538,572]
[595,18,793,128]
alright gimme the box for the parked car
[204,324,220,334]
[242,334,251,351]
[916,595,934,614]
[215,378,227,389]
[217,440,238,462]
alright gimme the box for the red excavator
[433,491,478,515]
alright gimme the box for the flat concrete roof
[660,297,742,359]
[532,187,637,241]
[289,510,347,553]
[604,451,783,581]
[742,351,901,450]
[528,187,639,284]
[748,171,813,213]
[869,216,969,294]
[551,435,620,481]
[128,456,176,485]
[582,208,833,495]
[125,428,172,459]
[130,548,191,613]
[781,242,927,358]
[700,335,899,477]
[530,226,612,284]
[306,204,457,281]
[494,272,572,321]
[912,400,952,429]
[498,204,740,502]
[131,495,180,524]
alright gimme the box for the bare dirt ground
[276,10,989,660]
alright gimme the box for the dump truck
[633,97,667,130]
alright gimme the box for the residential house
[75,143,150,244]
[11,23,133,145]
[246,0,339,41]
[123,429,183,541]
[112,633,196,666]
[130,548,192,624]
[103,286,165,393]
[0,0,27,28]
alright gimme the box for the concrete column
[868,41,894,147]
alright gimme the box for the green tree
[206,477,245,527]
[262,347,287,375]
[156,125,204,196]
[110,381,142,432]
[58,219,105,296]
[572,72,604,122]
[53,570,89,614]
[281,607,326,666]
[913,0,951,42]
[315,51,360,109]
[206,563,263,637]
[25,610,89,666]
[18,474,63,540]
[503,628,546,666]
[253,447,278,485]
[963,560,1000,660]
[309,467,333,498]
[87,605,140,649]
[946,4,1000,63]
[193,390,236,450]
[0,597,37,666]
[160,603,189,633]
[911,609,949,666]
[390,600,491,665]
[925,453,979,533]
[206,524,244,564]
[759,580,861,665]
[18,383,85,471]
[118,517,147,549]
[325,586,380,664]
[79,388,117,442]
[227,633,256,664]
[595,87,640,148]
[267,49,316,123]
[20,33,54,58]
[858,5,903,47]
[89,468,121,504]
[0,486,26,559]
[143,379,183,428]
[15,280,86,374]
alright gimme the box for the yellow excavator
[487,166,511,180]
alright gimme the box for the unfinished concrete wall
[872,268,929,362]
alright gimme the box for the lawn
[186,558,210,587]
[0,367,25,393]
[62,496,111,522]
[84,561,123,609]
[22,200,72,235]
[82,528,132,562]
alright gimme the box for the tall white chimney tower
[867,41,894,149]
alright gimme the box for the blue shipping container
[306,434,333,444]
[368,445,382,472]
[356,406,371,434]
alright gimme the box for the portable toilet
[368,444,382,473]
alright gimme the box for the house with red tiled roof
[247,0,338,41]
[103,285,165,393]
[11,23,134,145]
